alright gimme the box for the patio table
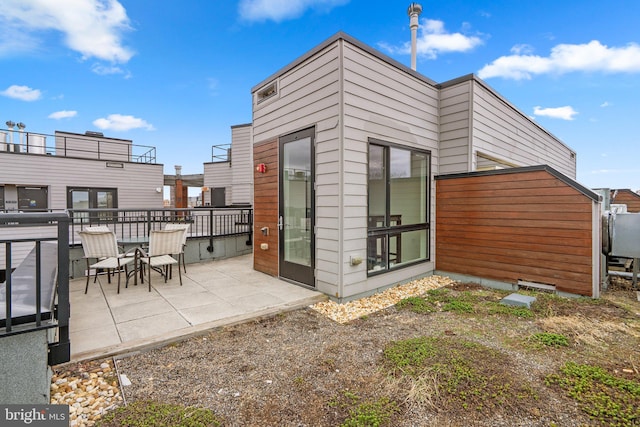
[117,237,149,287]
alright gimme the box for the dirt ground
[83,279,640,426]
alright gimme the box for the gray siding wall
[0,153,163,267]
[439,81,471,174]
[203,162,233,206]
[0,152,164,209]
[470,81,577,178]
[230,124,253,205]
[339,41,438,299]
[253,41,341,296]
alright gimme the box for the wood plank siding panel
[611,189,640,212]
[252,139,278,276]
[436,168,597,296]
[439,82,471,174]
[341,41,438,297]
[470,82,576,177]
[0,152,164,209]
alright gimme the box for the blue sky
[2,0,640,192]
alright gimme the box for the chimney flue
[407,3,422,71]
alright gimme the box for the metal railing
[0,128,157,163]
[211,143,231,163]
[0,212,70,366]
[68,207,253,250]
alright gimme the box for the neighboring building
[610,189,640,213]
[250,32,596,300]
[0,129,164,270]
[0,130,164,212]
[203,123,253,207]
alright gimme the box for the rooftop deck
[0,129,157,163]
[69,254,326,364]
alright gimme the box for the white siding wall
[203,162,233,206]
[253,42,341,296]
[470,81,577,178]
[439,81,471,174]
[230,125,253,205]
[339,41,438,299]
[0,152,164,210]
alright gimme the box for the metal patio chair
[139,229,184,291]
[164,223,190,273]
[78,230,136,294]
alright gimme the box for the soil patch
[59,280,640,426]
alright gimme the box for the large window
[17,186,48,211]
[68,187,117,209]
[68,187,118,222]
[368,140,430,274]
[0,186,4,211]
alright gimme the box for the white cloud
[510,44,534,55]
[600,101,612,108]
[379,19,483,60]
[93,114,155,131]
[478,40,640,80]
[0,0,134,63]
[48,110,77,119]
[533,106,578,121]
[238,0,348,22]
[1,84,42,101]
[91,63,131,78]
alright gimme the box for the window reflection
[368,142,430,274]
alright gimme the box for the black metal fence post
[50,214,70,365]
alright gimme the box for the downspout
[337,39,345,299]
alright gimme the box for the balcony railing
[0,212,71,366]
[68,207,253,250]
[211,143,231,163]
[0,128,157,164]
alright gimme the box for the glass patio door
[279,128,314,287]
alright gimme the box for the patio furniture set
[78,224,189,294]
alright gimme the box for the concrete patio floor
[68,254,326,363]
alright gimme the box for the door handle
[278,216,283,230]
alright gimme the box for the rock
[50,359,123,427]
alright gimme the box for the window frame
[67,187,118,224]
[67,187,118,210]
[17,186,49,212]
[367,138,431,276]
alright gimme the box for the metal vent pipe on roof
[407,3,422,71]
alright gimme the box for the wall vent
[256,81,277,103]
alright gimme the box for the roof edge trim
[251,31,438,93]
[435,164,600,202]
